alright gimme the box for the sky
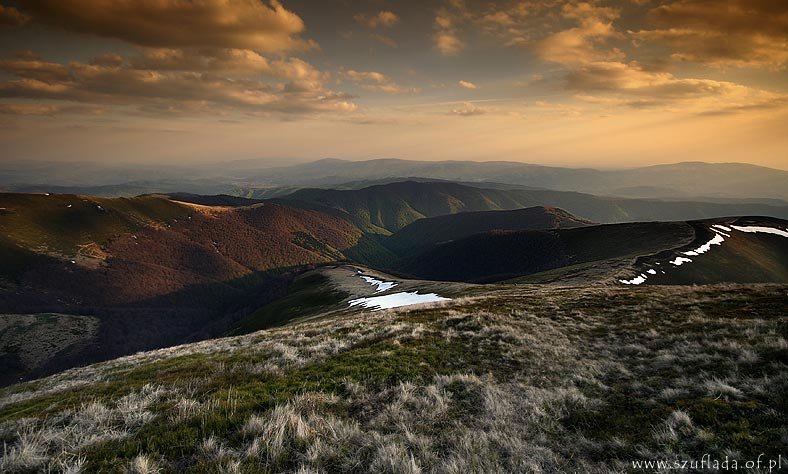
[0,0,786,169]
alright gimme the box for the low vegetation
[1,284,785,473]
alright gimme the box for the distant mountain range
[242,159,788,201]
[3,158,786,201]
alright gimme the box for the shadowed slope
[386,206,592,254]
[398,218,788,284]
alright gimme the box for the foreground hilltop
[0,278,785,472]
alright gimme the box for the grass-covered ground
[0,284,786,473]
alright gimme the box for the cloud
[344,70,418,94]
[458,80,478,90]
[0,53,356,116]
[528,1,786,114]
[450,102,489,116]
[535,2,623,65]
[432,0,468,55]
[0,5,30,26]
[632,0,788,69]
[434,33,464,55]
[0,103,61,115]
[15,0,315,52]
[430,0,566,53]
[0,55,72,83]
[354,11,399,29]
[370,34,398,48]
[567,60,785,113]
[129,48,326,83]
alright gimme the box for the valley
[1,183,786,388]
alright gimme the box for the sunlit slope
[0,195,380,305]
[0,193,190,258]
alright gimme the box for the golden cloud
[344,70,418,94]
[535,2,623,65]
[632,0,788,69]
[434,33,464,55]
[354,11,400,29]
[567,60,786,113]
[449,102,489,116]
[16,0,315,52]
[0,53,356,115]
[458,80,478,90]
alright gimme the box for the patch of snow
[359,275,398,293]
[730,225,788,238]
[67,204,72,208]
[647,269,657,275]
[349,292,450,311]
[619,275,647,285]
[682,233,725,257]
[712,224,732,232]
[670,257,693,266]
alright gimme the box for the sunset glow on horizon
[0,0,786,169]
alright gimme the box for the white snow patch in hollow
[671,257,693,266]
[682,233,725,257]
[359,275,398,293]
[730,225,788,238]
[712,224,732,232]
[619,274,648,285]
[647,269,657,275]
[349,292,450,311]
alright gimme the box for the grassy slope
[228,272,349,336]
[0,284,785,473]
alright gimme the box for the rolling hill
[284,181,788,233]
[3,190,787,387]
[0,193,389,384]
